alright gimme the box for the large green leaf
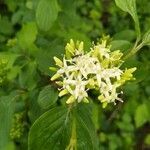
[28,89,43,123]
[28,104,99,150]
[75,105,99,150]
[66,105,99,150]
[36,0,59,31]
[38,85,58,109]
[115,0,140,38]
[28,106,71,150]
[0,93,17,150]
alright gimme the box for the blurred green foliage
[0,0,150,150]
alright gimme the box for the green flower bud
[49,67,57,71]
[77,41,84,52]
[53,56,63,67]
[59,89,69,97]
[51,73,61,81]
[118,67,136,85]
[66,95,75,104]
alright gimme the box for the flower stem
[123,41,144,60]
[66,115,77,150]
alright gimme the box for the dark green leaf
[29,104,99,150]
[0,93,17,150]
[35,39,64,76]
[38,85,58,109]
[28,106,71,150]
[75,105,99,150]
[28,89,43,123]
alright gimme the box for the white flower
[73,54,101,78]
[61,73,89,103]
[98,83,123,105]
[57,58,78,77]
[51,39,136,107]
[101,68,122,80]
[93,41,110,59]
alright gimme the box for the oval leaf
[110,40,132,52]
[28,106,71,150]
[36,0,59,31]
[115,0,140,38]
[29,104,99,150]
[113,29,136,42]
[38,85,58,109]
[75,105,99,150]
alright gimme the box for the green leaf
[28,106,71,150]
[115,0,140,38]
[110,40,132,52]
[142,29,150,45]
[36,0,59,31]
[29,104,99,150]
[135,103,150,128]
[35,39,64,76]
[38,85,58,109]
[75,105,99,150]
[0,93,16,150]
[66,105,99,150]
[19,61,38,90]
[17,22,37,48]
[113,29,136,42]
[28,89,43,123]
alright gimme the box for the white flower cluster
[50,39,136,107]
